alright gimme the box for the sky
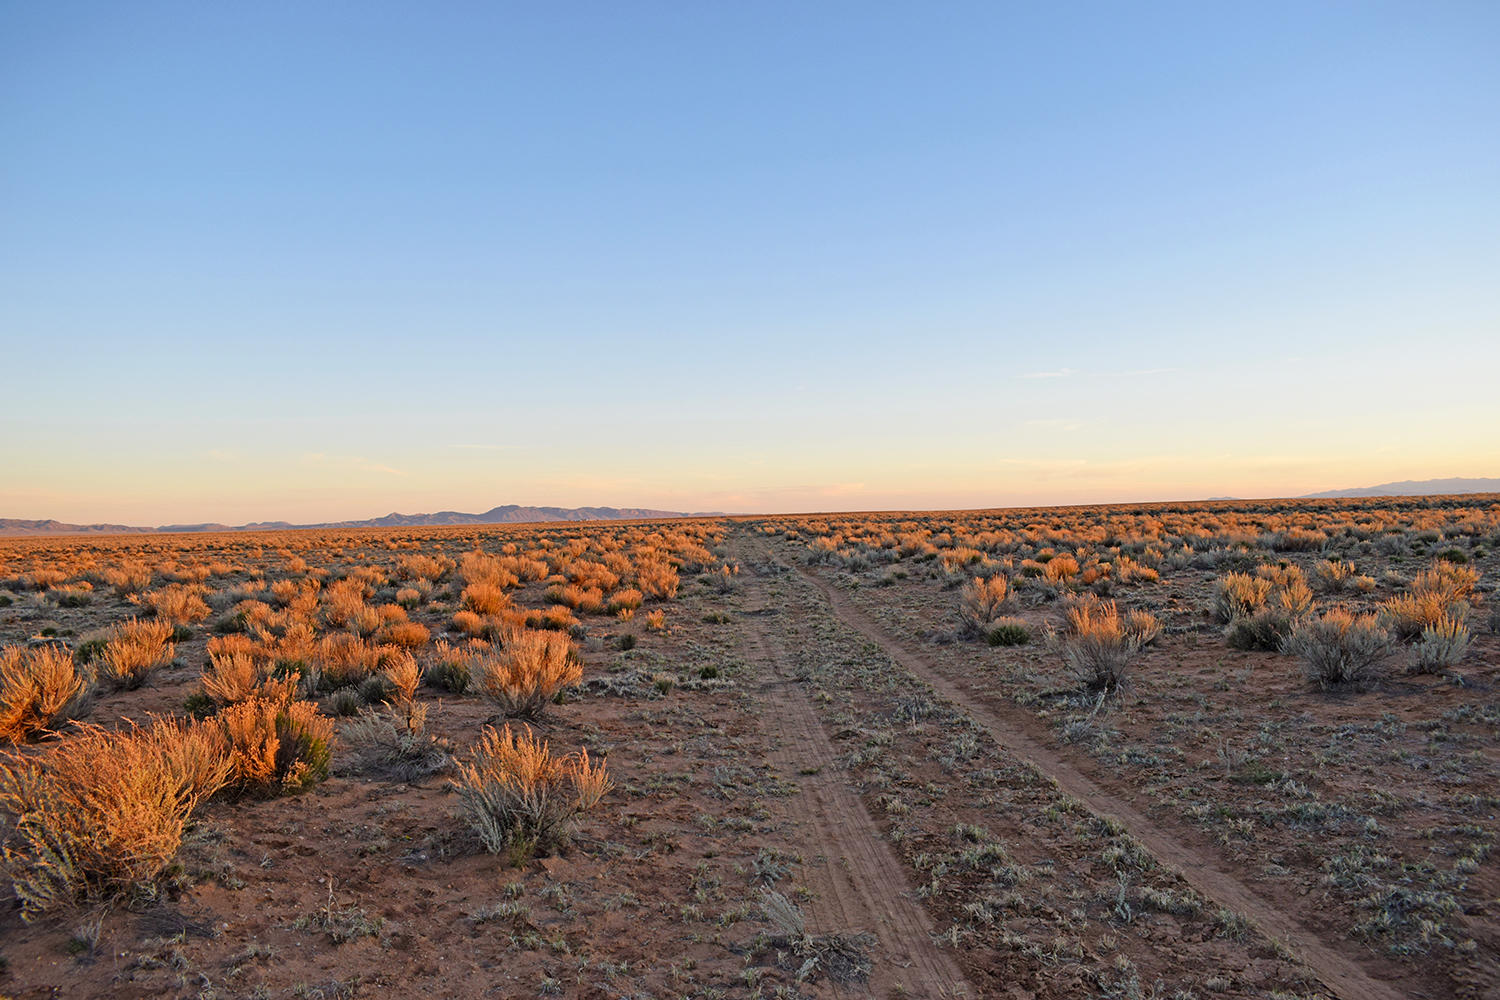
[2,2,1498,524]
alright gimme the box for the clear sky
[3,2,1497,524]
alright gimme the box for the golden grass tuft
[452,724,610,861]
[544,583,605,614]
[208,696,334,796]
[0,719,230,918]
[0,645,92,743]
[461,582,510,616]
[1058,597,1158,693]
[474,630,581,719]
[1379,561,1480,642]
[957,575,1010,634]
[199,650,299,709]
[606,588,643,615]
[380,620,430,649]
[635,558,679,600]
[142,584,211,624]
[101,618,176,690]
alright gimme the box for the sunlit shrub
[636,558,679,600]
[380,621,430,650]
[1378,560,1479,642]
[101,618,176,689]
[957,576,1010,635]
[452,724,610,861]
[209,696,334,796]
[143,584,211,625]
[0,719,230,918]
[474,630,581,719]
[1057,597,1157,692]
[0,645,92,743]
[1409,615,1470,674]
[461,582,510,616]
[1313,559,1358,594]
[607,588,644,616]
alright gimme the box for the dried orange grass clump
[0,719,230,918]
[101,617,176,689]
[453,724,610,860]
[199,650,299,708]
[461,582,510,616]
[957,575,1009,634]
[0,645,92,743]
[143,584,211,624]
[1058,597,1159,693]
[474,630,582,719]
[208,695,335,796]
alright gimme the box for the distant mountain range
[1210,477,1500,502]
[0,505,698,537]
[1299,477,1500,499]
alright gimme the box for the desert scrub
[453,724,610,861]
[379,620,430,650]
[1211,572,1273,623]
[198,647,299,709]
[984,617,1031,646]
[1214,565,1313,650]
[461,582,510,616]
[0,645,92,743]
[1057,597,1158,692]
[1379,561,1480,641]
[474,629,582,719]
[635,557,679,600]
[1281,608,1393,688]
[142,583,211,625]
[100,617,176,689]
[208,695,335,796]
[343,651,451,781]
[1313,559,1359,594]
[1408,616,1470,674]
[425,639,478,693]
[0,719,229,917]
[606,588,643,617]
[957,575,1010,635]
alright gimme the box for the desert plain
[0,495,1496,1000]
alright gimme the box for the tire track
[735,564,971,998]
[781,550,1409,1000]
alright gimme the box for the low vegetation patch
[474,629,582,719]
[0,719,230,917]
[452,724,610,862]
[0,645,92,743]
[1282,608,1393,688]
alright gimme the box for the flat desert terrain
[0,496,1495,999]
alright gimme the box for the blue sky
[3,2,1497,522]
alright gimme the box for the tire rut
[736,567,971,998]
[783,552,1409,1000]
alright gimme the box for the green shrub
[984,619,1031,647]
